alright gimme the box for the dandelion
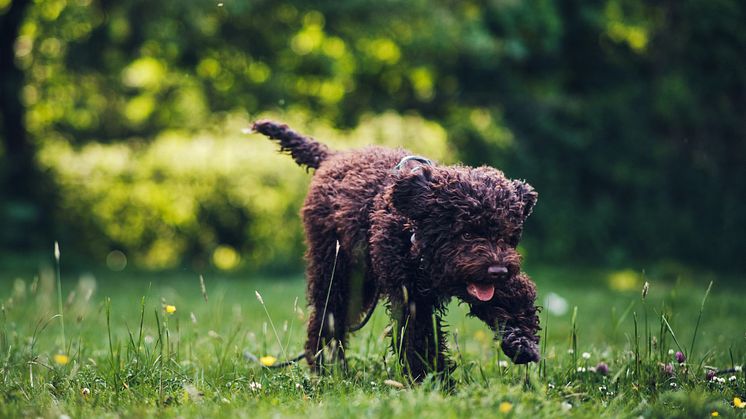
[711,411,719,417]
[498,402,513,414]
[596,362,609,376]
[53,354,69,365]
[675,351,686,363]
[582,352,591,360]
[259,356,277,367]
[248,381,262,391]
[735,397,746,408]
[165,304,176,314]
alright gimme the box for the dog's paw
[501,328,540,364]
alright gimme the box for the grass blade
[689,281,713,358]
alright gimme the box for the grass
[0,262,745,418]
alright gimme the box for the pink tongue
[467,283,495,301]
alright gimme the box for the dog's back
[305,146,408,253]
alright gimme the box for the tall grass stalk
[541,309,548,379]
[317,241,341,351]
[54,241,65,351]
[633,311,640,381]
[571,306,578,374]
[689,281,713,359]
[661,314,684,354]
[105,297,119,390]
[255,291,288,362]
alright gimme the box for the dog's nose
[488,265,508,278]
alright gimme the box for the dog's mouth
[466,282,495,301]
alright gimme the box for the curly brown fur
[252,120,541,380]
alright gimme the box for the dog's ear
[512,180,538,220]
[391,165,434,218]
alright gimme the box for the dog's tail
[251,120,332,170]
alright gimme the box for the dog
[253,120,541,380]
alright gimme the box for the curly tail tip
[251,120,331,170]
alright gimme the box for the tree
[0,0,48,249]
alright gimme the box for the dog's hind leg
[303,224,351,373]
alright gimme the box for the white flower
[548,383,555,390]
[567,349,574,354]
[735,366,742,372]
[498,360,509,368]
[561,402,572,411]
[599,386,607,392]
[729,376,737,382]
[582,352,591,360]
[295,383,302,389]
[577,367,587,373]
[668,349,675,355]
[670,382,677,388]
[249,381,262,391]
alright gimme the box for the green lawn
[1,263,744,418]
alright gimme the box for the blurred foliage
[1,0,745,271]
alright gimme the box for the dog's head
[391,165,536,298]
[390,164,540,361]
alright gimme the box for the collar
[394,155,433,172]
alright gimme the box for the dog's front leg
[469,273,541,364]
[390,290,450,381]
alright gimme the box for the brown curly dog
[253,120,541,380]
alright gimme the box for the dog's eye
[461,232,474,240]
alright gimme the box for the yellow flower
[711,411,719,417]
[165,305,176,314]
[53,354,69,365]
[735,397,746,408]
[499,401,513,414]
[259,356,277,367]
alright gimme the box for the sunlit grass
[0,263,744,418]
